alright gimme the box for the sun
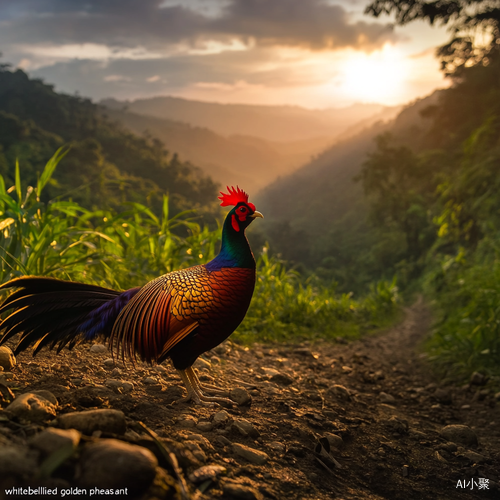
[339,45,409,104]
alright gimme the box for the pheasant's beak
[250,211,264,219]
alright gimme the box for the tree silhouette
[365,0,500,75]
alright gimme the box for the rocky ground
[0,300,499,500]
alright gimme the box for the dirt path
[0,300,499,499]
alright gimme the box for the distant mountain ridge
[100,96,394,143]
[101,106,335,193]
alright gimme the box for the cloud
[0,0,396,53]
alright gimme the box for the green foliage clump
[426,250,500,380]
[0,151,399,344]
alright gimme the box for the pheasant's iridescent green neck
[205,214,255,271]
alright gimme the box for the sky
[0,0,451,109]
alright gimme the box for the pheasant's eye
[239,207,247,213]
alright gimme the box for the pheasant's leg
[186,366,229,396]
[176,369,233,405]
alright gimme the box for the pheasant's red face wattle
[218,186,261,232]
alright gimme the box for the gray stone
[379,392,396,404]
[324,433,344,449]
[142,377,158,385]
[105,379,134,393]
[230,387,252,405]
[270,373,294,386]
[267,441,285,454]
[57,409,126,435]
[196,421,213,432]
[213,410,230,424]
[178,415,197,428]
[188,464,227,484]
[434,388,452,404]
[233,443,269,465]
[30,428,81,456]
[103,358,115,368]
[222,480,263,500]
[5,391,58,422]
[0,445,38,479]
[0,346,15,370]
[232,418,260,438]
[440,425,478,447]
[470,371,486,385]
[89,344,108,354]
[184,440,207,462]
[78,439,157,495]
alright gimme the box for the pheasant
[0,186,263,405]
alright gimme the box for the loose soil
[1,300,499,500]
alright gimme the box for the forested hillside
[100,106,331,194]
[256,92,439,290]
[0,67,219,216]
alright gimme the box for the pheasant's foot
[188,367,229,396]
[177,368,233,406]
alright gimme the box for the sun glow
[339,45,409,104]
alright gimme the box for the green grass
[426,251,500,382]
[0,150,400,344]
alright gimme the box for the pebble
[293,347,317,359]
[381,416,408,434]
[324,433,344,449]
[188,464,227,483]
[213,410,230,425]
[470,371,486,385]
[0,346,16,370]
[57,409,127,435]
[232,443,269,465]
[270,373,294,386]
[267,441,286,454]
[196,421,214,432]
[232,418,260,438]
[30,428,81,456]
[154,365,168,375]
[434,388,452,404]
[5,390,58,422]
[184,441,207,462]
[329,384,351,400]
[261,367,280,378]
[103,358,115,368]
[230,387,252,405]
[89,344,108,354]
[105,379,134,393]
[0,445,38,480]
[440,425,478,447]
[78,439,157,494]
[216,435,232,446]
[222,480,263,500]
[462,450,488,464]
[379,392,396,404]
[178,415,197,428]
[495,391,500,401]
[142,377,158,385]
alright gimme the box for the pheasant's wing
[110,265,214,363]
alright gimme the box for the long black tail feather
[0,277,122,355]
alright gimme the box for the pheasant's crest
[218,186,255,211]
